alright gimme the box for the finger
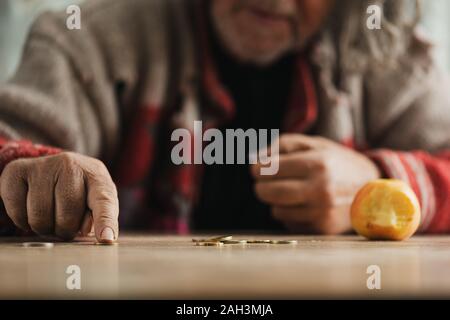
[80,210,93,236]
[254,179,312,206]
[251,150,323,180]
[26,172,55,236]
[249,134,315,164]
[0,161,30,231]
[85,163,119,243]
[272,206,319,224]
[278,134,319,154]
[54,164,86,240]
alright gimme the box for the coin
[22,242,54,248]
[192,238,221,243]
[192,236,298,246]
[209,235,233,241]
[195,241,224,247]
[221,240,247,244]
[247,239,271,244]
[269,240,298,244]
[192,235,232,243]
[192,238,210,242]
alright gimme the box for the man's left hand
[251,134,381,234]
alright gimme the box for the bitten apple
[351,179,421,241]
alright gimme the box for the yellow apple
[351,179,421,241]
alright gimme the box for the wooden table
[0,234,449,299]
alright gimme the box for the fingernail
[100,227,115,242]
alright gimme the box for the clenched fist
[252,134,380,235]
[0,152,119,242]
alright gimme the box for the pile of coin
[192,235,298,246]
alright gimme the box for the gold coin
[196,241,224,247]
[209,235,233,241]
[192,235,232,243]
[247,240,271,244]
[192,238,213,243]
[269,240,298,244]
[221,240,247,244]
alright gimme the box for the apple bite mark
[351,179,421,241]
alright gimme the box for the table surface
[1,234,450,299]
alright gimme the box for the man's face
[211,0,335,65]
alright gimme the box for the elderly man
[0,0,449,243]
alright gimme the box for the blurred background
[1,0,450,82]
[0,0,82,82]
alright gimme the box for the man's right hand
[0,152,119,243]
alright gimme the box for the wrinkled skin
[211,0,336,65]
[251,135,380,234]
[0,152,118,242]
